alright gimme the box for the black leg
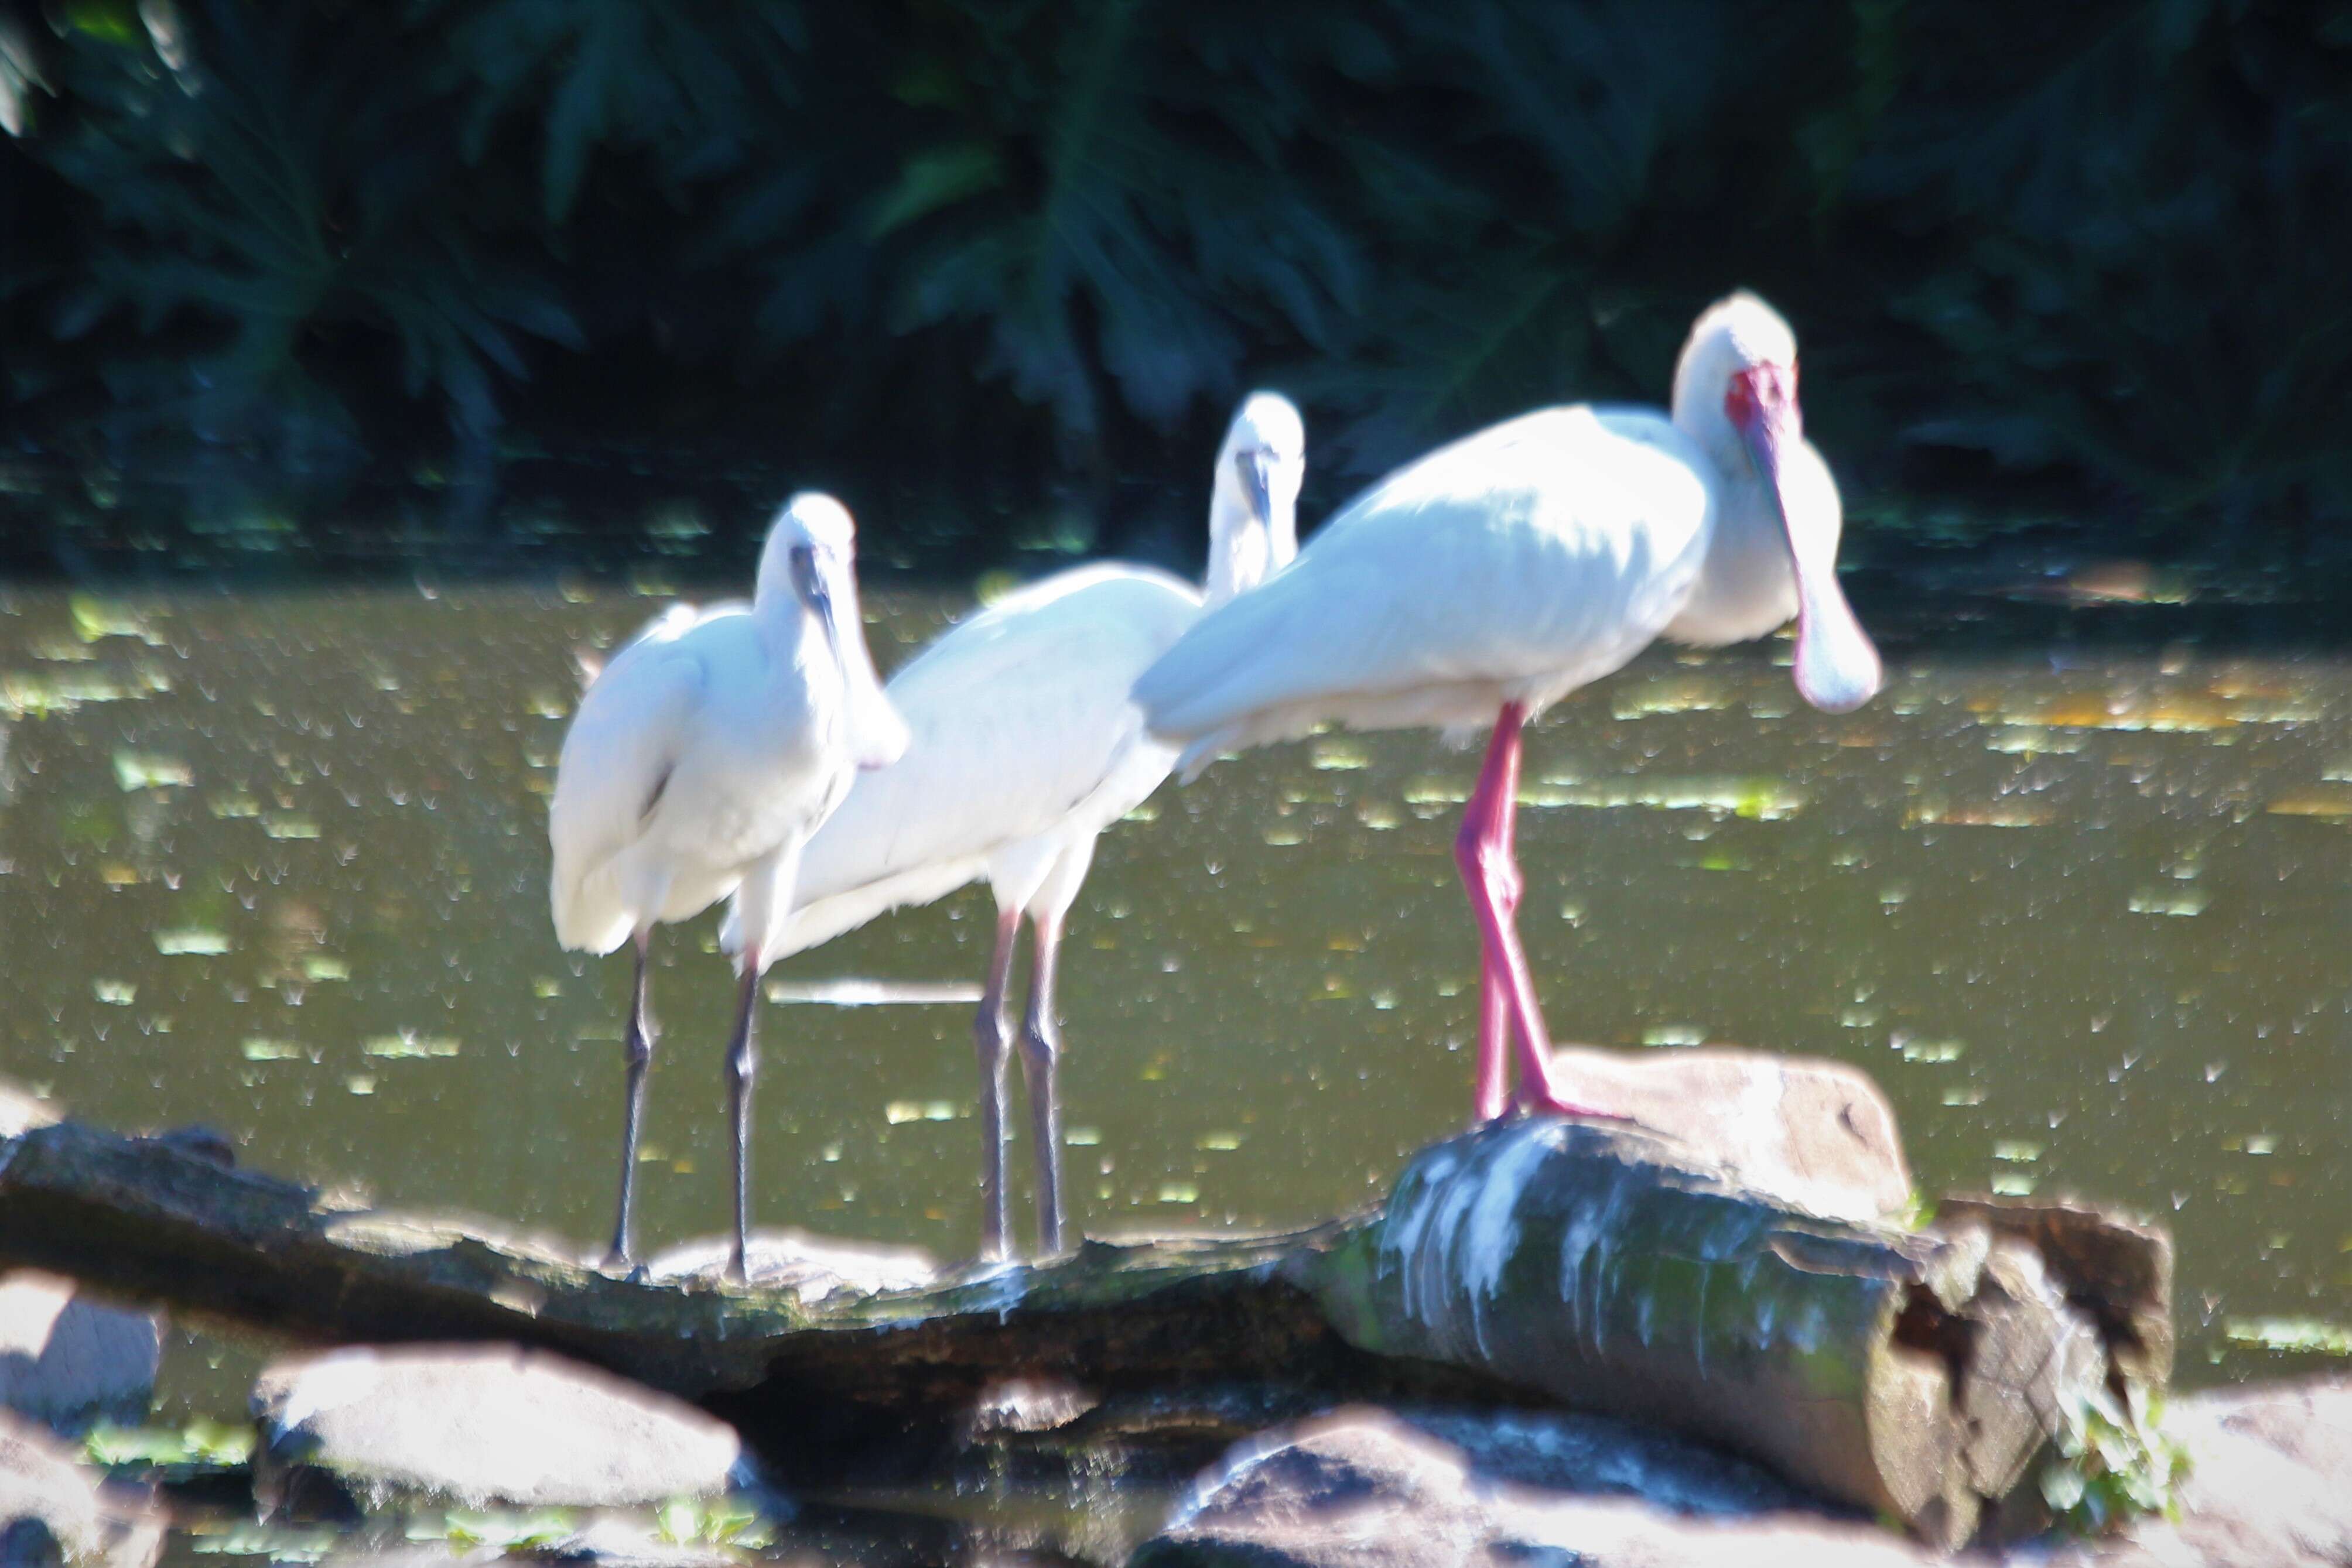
[974,909,1020,1262]
[723,956,761,1283]
[1018,912,1068,1255]
[605,933,657,1273]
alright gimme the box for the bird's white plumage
[722,391,1306,967]
[1205,392,1307,605]
[1134,406,1714,773]
[746,565,1200,958]
[1132,296,1877,1136]
[548,494,901,958]
[1139,292,1880,768]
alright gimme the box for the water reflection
[1,580,2348,1416]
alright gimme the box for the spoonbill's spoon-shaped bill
[1724,360,1880,713]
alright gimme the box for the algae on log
[1290,1119,2168,1548]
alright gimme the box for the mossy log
[1294,1119,2171,1547]
[0,1110,2168,1546]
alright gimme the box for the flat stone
[252,1344,753,1510]
[539,1519,746,1568]
[1387,1407,1820,1517]
[0,1087,57,1141]
[0,1412,162,1568]
[1546,1046,1912,1223]
[314,1549,502,1568]
[0,1274,160,1436]
[1133,1407,1939,1568]
[2043,1375,2352,1567]
[641,1229,939,1300]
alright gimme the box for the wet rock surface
[1379,1408,1823,1516]
[641,1230,940,1300]
[0,1274,160,1437]
[0,1090,56,1141]
[1129,1407,1933,1568]
[2054,1375,2352,1568]
[0,1412,162,1568]
[532,1519,746,1568]
[1134,1378,2352,1568]
[252,1345,754,1511]
[1543,1047,1915,1224]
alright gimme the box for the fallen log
[0,1116,1365,1403]
[0,1053,2172,1548]
[1294,1118,2171,1547]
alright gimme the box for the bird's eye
[788,543,821,598]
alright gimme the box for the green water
[2,574,2348,1441]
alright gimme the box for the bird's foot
[1507,1087,1634,1124]
[600,1247,649,1284]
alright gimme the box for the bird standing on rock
[1136,294,1881,1127]
[724,393,1306,1261]
[548,493,907,1280]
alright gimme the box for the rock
[0,1412,162,1568]
[0,1088,57,1142]
[537,1519,747,1568]
[313,1549,502,1568]
[2045,1375,2352,1567]
[147,1127,234,1170]
[640,1229,939,1300]
[1132,1408,1939,1568]
[1384,1408,1821,1517]
[251,1344,756,1511]
[1544,1046,1913,1224]
[0,1274,160,1436]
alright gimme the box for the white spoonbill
[725,392,1305,1259]
[1135,293,1881,1125]
[548,493,907,1278]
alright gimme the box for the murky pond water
[2,571,2348,1450]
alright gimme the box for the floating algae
[1529,776,1807,820]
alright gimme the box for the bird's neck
[1663,403,1801,645]
[1203,489,1294,609]
[747,592,821,670]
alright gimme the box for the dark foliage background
[2,0,2347,566]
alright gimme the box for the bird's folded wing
[1136,407,1709,742]
[794,574,1191,903]
[547,637,709,903]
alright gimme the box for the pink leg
[1473,966,1512,1122]
[1465,713,1519,1123]
[1453,703,1620,1122]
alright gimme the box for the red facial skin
[1724,361,1799,441]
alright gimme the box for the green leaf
[867,143,1004,238]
